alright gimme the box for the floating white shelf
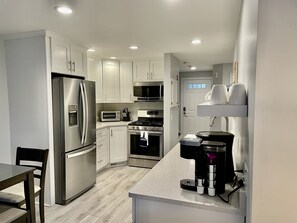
[197,102,248,117]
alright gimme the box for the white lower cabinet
[96,128,109,171]
[109,126,128,163]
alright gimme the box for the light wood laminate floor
[37,166,149,223]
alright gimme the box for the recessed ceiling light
[87,48,96,52]
[55,6,73,14]
[191,39,202,44]
[129,45,139,50]
[190,66,197,70]
[110,57,117,59]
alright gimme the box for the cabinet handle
[72,61,75,72]
[130,94,132,101]
[68,61,72,71]
[147,73,149,79]
[150,72,153,80]
[111,129,113,137]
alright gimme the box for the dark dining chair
[0,147,49,223]
[0,204,28,223]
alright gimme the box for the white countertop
[96,120,133,129]
[129,143,246,215]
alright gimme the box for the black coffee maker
[122,108,130,121]
[180,134,227,196]
[196,131,235,182]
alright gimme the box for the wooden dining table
[0,163,36,223]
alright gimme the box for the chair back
[16,147,49,189]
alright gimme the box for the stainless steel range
[128,110,163,168]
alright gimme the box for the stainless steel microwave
[133,82,163,102]
[100,111,120,122]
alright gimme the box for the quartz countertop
[96,120,133,129]
[129,143,246,215]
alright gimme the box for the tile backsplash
[96,102,163,121]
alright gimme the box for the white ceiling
[0,0,242,72]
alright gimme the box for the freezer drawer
[65,144,96,202]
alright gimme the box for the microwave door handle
[80,83,86,144]
[83,82,88,143]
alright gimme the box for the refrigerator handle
[66,145,96,159]
[83,82,89,143]
[80,83,86,144]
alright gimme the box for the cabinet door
[133,61,150,82]
[70,44,87,77]
[96,128,109,171]
[51,38,71,74]
[102,61,120,102]
[110,127,128,163]
[150,60,164,81]
[88,57,103,103]
[120,61,133,103]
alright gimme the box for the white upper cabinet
[102,60,120,102]
[70,44,87,76]
[149,59,164,81]
[51,38,71,74]
[51,37,87,77]
[133,59,164,82]
[87,57,103,103]
[120,61,133,103]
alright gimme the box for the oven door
[128,130,163,160]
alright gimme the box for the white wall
[164,53,180,154]
[234,0,297,222]
[5,36,55,206]
[251,0,297,222]
[0,38,11,163]
[232,0,258,222]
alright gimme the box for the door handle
[183,107,187,117]
[83,82,88,143]
[66,146,96,159]
[68,61,72,71]
[72,61,76,72]
[80,83,86,144]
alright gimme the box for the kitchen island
[129,143,246,223]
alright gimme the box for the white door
[87,57,103,103]
[120,61,133,103]
[110,127,128,163]
[133,61,150,82]
[150,60,164,81]
[102,61,120,102]
[182,79,212,136]
[70,44,87,77]
[51,38,71,75]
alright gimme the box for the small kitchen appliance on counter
[180,134,226,196]
[122,107,131,121]
[100,111,120,122]
[128,110,163,168]
[196,131,235,182]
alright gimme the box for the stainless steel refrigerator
[52,77,96,205]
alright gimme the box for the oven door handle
[128,130,163,135]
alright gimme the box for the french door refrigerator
[52,77,96,204]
